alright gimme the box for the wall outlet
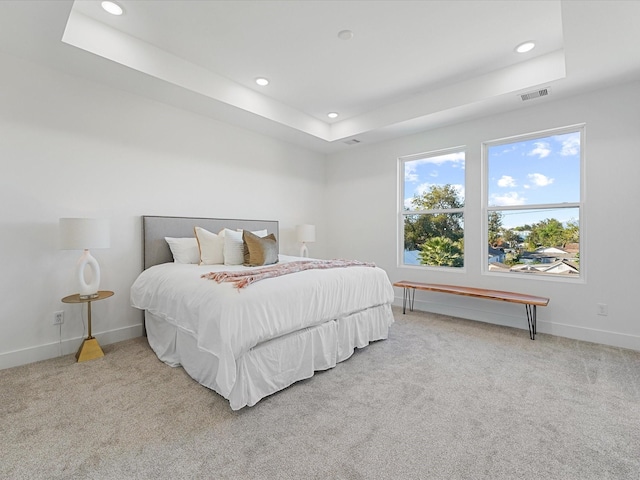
[596,303,608,316]
[53,310,64,325]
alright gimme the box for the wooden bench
[392,281,549,340]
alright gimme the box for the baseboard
[0,324,144,370]
[540,321,640,351]
[393,297,640,351]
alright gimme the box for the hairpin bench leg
[402,287,407,314]
[401,287,416,314]
[525,304,536,340]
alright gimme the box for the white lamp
[60,218,110,299]
[296,224,316,258]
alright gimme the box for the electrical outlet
[596,303,608,316]
[53,310,64,325]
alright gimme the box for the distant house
[535,247,567,255]
[488,246,505,264]
[488,261,510,272]
[498,259,579,275]
[508,264,541,273]
[521,246,569,264]
[539,259,580,275]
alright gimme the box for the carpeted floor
[2,307,639,480]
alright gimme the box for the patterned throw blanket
[202,259,375,289]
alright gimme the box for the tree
[419,236,464,267]
[411,184,464,210]
[501,229,523,248]
[488,211,503,246]
[563,220,580,245]
[504,251,520,266]
[528,218,567,249]
[404,184,464,251]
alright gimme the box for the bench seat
[392,281,549,340]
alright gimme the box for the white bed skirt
[145,304,394,410]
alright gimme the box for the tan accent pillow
[243,231,278,266]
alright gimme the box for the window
[484,126,583,278]
[400,148,465,268]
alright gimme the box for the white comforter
[130,255,395,397]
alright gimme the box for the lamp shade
[296,224,316,243]
[60,218,110,250]
[59,218,110,298]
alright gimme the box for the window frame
[481,124,586,282]
[398,146,467,271]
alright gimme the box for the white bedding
[130,255,395,399]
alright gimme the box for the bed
[131,216,395,410]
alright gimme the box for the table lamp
[59,218,110,298]
[296,224,316,257]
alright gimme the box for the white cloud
[528,142,551,159]
[415,182,431,196]
[413,151,465,167]
[404,164,418,182]
[402,182,431,210]
[528,173,554,187]
[497,175,516,187]
[452,184,465,201]
[559,133,580,156]
[491,192,526,206]
[499,145,518,155]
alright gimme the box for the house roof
[539,260,580,274]
[2,1,640,153]
[488,262,511,272]
[535,247,567,254]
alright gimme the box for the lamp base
[76,249,101,301]
[76,337,104,362]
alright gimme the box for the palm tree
[419,236,463,267]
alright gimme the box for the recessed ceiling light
[515,41,535,53]
[338,30,354,41]
[101,1,123,16]
[327,112,339,119]
[255,77,269,86]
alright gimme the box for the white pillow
[165,237,200,264]
[221,228,244,265]
[194,227,224,265]
[236,229,268,238]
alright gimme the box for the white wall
[3,49,639,370]
[325,80,640,350]
[0,52,326,368]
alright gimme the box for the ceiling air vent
[520,87,551,102]
[343,138,361,145]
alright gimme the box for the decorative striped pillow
[221,228,245,265]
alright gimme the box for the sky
[403,131,581,229]
[487,131,580,228]
[404,150,466,209]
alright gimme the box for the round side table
[62,290,114,362]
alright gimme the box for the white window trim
[481,124,586,282]
[398,146,466,270]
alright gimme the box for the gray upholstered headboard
[143,216,279,269]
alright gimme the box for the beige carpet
[2,307,639,479]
